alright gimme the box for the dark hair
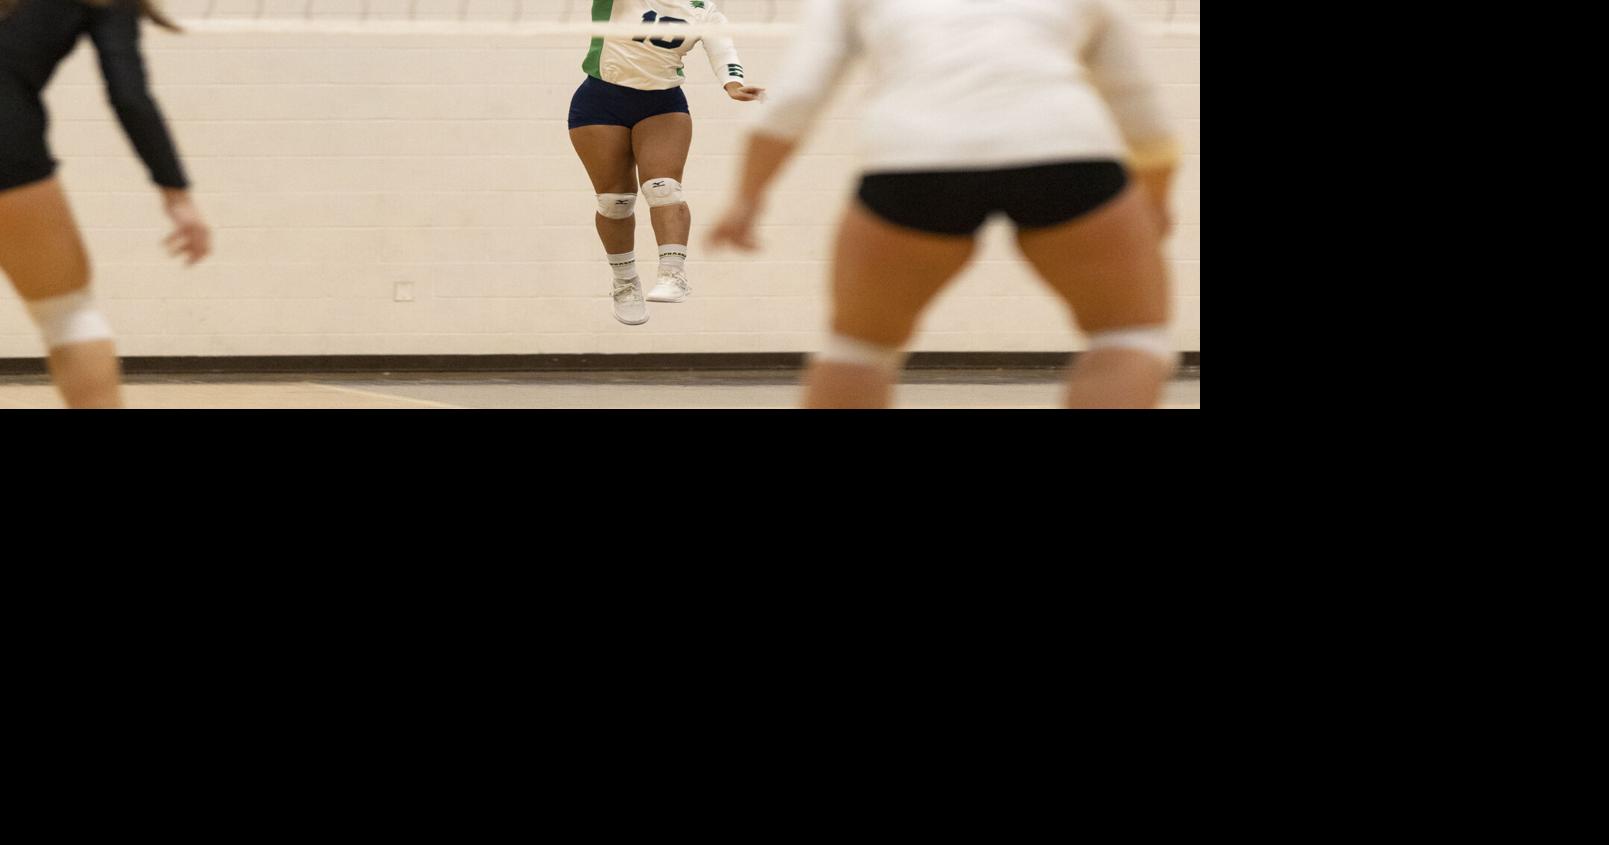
[0,1,181,31]
[86,0,183,32]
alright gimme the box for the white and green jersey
[582,0,747,91]
[755,0,1179,172]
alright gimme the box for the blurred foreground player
[711,0,1180,408]
[0,0,209,408]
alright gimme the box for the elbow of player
[749,100,808,138]
[106,89,156,116]
[750,123,805,147]
[1126,138,1182,172]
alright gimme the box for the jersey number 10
[633,11,688,50]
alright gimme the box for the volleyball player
[568,0,763,325]
[0,0,209,408]
[710,0,1181,408]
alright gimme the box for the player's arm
[702,5,764,100]
[710,0,857,250]
[1086,0,1180,234]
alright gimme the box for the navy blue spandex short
[568,75,690,130]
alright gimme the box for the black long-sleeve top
[0,0,189,188]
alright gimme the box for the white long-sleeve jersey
[582,0,747,91]
[754,0,1179,172]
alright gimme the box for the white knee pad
[816,334,906,374]
[1088,325,1179,370]
[597,193,637,219]
[26,289,113,350]
[641,177,685,208]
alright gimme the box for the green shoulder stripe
[581,0,614,78]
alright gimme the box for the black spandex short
[856,160,1129,236]
[0,75,56,191]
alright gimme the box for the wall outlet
[394,281,415,302]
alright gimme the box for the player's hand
[724,82,765,102]
[708,199,762,252]
[161,188,211,266]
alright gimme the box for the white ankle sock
[658,244,687,274]
[607,251,637,280]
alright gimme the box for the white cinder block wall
[0,0,1200,358]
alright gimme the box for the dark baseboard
[0,351,1200,376]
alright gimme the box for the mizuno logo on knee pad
[597,192,637,219]
[642,177,686,207]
